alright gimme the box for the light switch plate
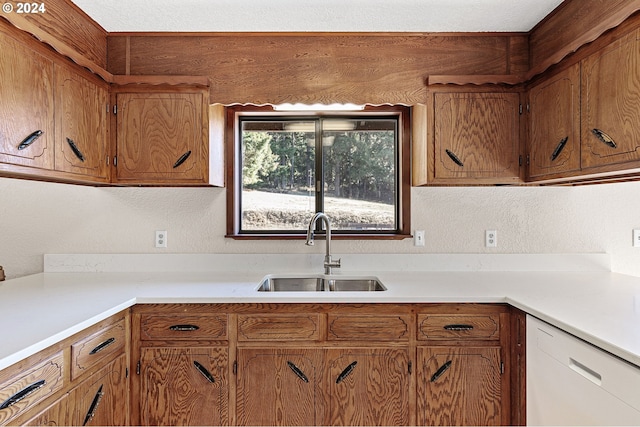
[633,229,640,247]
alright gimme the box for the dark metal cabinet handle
[66,137,86,162]
[550,136,569,161]
[169,324,200,331]
[17,130,43,150]
[445,149,464,167]
[430,360,452,382]
[336,361,358,384]
[193,361,215,383]
[443,324,474,331]
[287,361,309,383]
[0,379,46,410]
[173,150,192,168]
[591,128,617,148]
[89,337,115,355]
[82,384,104,426]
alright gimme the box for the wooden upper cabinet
[54,63,109,182]
[429,91,521,184]
[581,29,640,169]
[113,89,210,185]
[0,30,54,171]
[527,63,581,180]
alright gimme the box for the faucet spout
[306,212,341,274]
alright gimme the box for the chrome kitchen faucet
[305,212,341,275]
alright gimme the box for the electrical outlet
[414,230,425,247]
[633,229,640,248]
[485,230,497,248]
[155,230,168,248]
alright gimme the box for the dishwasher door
[527,315,640,426]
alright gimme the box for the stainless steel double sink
[257,275,386,292]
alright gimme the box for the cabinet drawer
[71,319,126,380]
[328,314,410,341]
[418,314,500,341]
[140,314,228,341]
[0,352,64,425]
[238,314,321,341]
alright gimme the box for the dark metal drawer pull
[0,379,46,410]
[89,337,116,355]
[169,324,200,331]
[336,361,358,384]
[445,149,464,167]
[17,130,43,150]
[193,361,215,383]
[591,128,617,148]
[443,324,474,331]
[287,361,309,383]
[173,150,192,168]
[66,137,85,162]
[82,384,104,426]
[430,360,452,382]
[550,136,568,161]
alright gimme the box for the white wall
[1,176,639,279]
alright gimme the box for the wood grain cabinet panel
[237,314,321,341]
[113,91,208,184]
[431,91,521,184]
[22,394,71,426]
[581,29,640,169]
[54,63,109,181]
[417,346,504,426]
[0,30,54,171]
[527,63,581,179]
[236,348,323,426]
[71,355,129,426]
[71,319,126,380]
[326,348,410,426]
[140,314,228,341]
[0,353,64,425]
[140,347,229,426]
[327,314,409,341]
[418,314,501,341]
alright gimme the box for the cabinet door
[54,63,109,181]
[528,64,581,179]
[433,92,521,183]
[0,30,54,170]
[72,355,128,426]
[581,29,640,169]
[326,348,410,426]
[417,346,504,426]
[140,347,228,426]
[22,394,71,426]
[236,348,323,426]
[114,92,205,184]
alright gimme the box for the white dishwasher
[527,315,640,426]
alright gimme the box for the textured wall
[1,177,639,279]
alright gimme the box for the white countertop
[1,253,640,371]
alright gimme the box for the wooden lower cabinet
[235,347,410,426]
[417,346,504,426]
[22,394,71,426]
[131,303,520,427]
[236,348,322,426]
[326,348,410,426]
[139,347,229,426]
[71,355,129,426]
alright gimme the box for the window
[226,105,411,238]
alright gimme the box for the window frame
[225,104,411,240]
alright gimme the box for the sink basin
[257,275,386,292]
